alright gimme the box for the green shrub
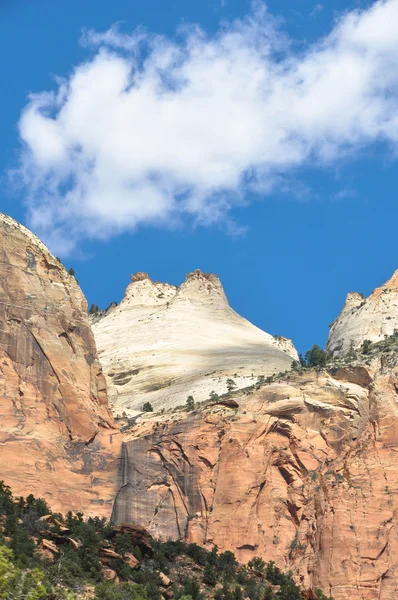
[186,543,207,565]
[203,563,217,586]
[361,339,372,355]
[95,581,148,600]
[0,545,47,600]
[247,557,265,573]
[180,578,203,600]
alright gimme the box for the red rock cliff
[113,362,398,600]
[0,213,121,516]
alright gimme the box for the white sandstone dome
[92,269,298,415]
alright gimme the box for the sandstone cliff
[327,269,398,357]
[0,213,121,516]
[112,356,398,600]
[92,270,298,416]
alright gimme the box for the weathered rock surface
[112,363,398,600]
[0,213,121,516]
[327,269,398,357]
[92,270,297,415]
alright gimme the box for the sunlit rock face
[6,213,398,600]
[0,213,121,517]
[327,270,398,357]
[91,270,298,416]
[112,363,398,600]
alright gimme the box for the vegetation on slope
[0,482,332,600]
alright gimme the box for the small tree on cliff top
[186,396,195,412]
[305,344,327,368]
[226,379,237,393]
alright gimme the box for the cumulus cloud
[15,0,398,254]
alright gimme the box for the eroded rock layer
[113,362,398,600]
[0,214,121,516]
[92,270,297,415]
[327,269,398,357]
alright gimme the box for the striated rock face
[112,362,398,600]
[327,270,398,357]
[0,213,121,516]
[92,270,298,415]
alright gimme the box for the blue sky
[1,0,398,354]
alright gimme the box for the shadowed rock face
[0,214,121,516]
[112,364,398,600]
[92,270,298,416]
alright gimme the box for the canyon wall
[0,213,121,517]
[112,362,398,600]
[3,212,398,599]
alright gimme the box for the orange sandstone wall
[0,214,121,517]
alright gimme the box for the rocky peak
[115,269,229,312]
[343,291,364,310]
[131,272,151,283]
[92,269,297,415]
[185,269,220,284]
[327,269,398,357]
[175,269,228,306]
[121,272,177,308]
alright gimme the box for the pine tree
[305,344,327,368]
[203,563,217,586]
[226,379,237,393]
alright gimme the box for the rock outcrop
[112,360,398,600]
[327,269,398,357]
[0,213,121,516]
[92,270,297,415]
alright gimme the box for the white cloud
[15,0,398,254]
